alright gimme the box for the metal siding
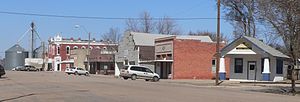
[5,45,28,70]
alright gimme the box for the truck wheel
[131,74,137,80]
[152,76,159,82]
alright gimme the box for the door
[130,66,144,78]
[248,62,256,80]
[160,62,168,79]
[144,68,154,79]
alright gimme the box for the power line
[0,11,222,20]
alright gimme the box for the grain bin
[4,44,28,70]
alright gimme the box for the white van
[120,65,160,82]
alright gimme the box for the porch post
[219,57,226,80]
[262,58,270,81]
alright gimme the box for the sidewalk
[160,79,300,87]
[159,79,300,96]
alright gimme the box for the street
[0,71,299,102]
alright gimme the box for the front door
[248,62,256,80]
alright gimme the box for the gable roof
[129,32,213,46]
[221,36,289,58]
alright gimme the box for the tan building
[70,49,88,70]
[70,48,117,75]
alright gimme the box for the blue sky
[0,0,233,57]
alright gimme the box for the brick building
[115,32,171,72]
[48,34,117,71]
[89,48,116,75]
[115,32,215,74]
[154,36,230,79]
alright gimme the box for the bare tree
[221,0,257,38]
[140,11,155,33]
[102,27,121,44]
[257,0,300,93]
[125,11,181,35]
[125,11,155,33]
[188,31,228,42]
[126,18,140,32]
[156,16,181,35]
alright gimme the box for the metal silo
[5,44,28,70]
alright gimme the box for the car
[13,66,26,71]
[65,67,89,76]
[0,65,5,78]
[120,65,160,82]
[24,65,39,71]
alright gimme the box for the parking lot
[0,71,300,102]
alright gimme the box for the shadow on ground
[246,86,300,96]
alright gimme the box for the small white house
[221,36,290,81]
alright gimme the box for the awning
[61,59,74,64]
[138,60,173,63]
[154,60,173,62]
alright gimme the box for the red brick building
[155,36,230,79]
[48,34,117,71]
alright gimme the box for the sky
[0,0,233,58]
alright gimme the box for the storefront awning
[154,60,173,62]
[61,59,74,64]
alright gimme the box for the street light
[75,25,91,72]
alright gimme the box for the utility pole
[87,32,91,72]
[215,0,221,86]
[42,41,45,71]
[30,22,35,58]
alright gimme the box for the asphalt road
[0,71,299,102]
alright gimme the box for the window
[124,59,128,65]
[276,59,283,74]
[57,64,60,71]
[130,67,142,71]
[129,61,135,65]
[250,64,255,70]
[212,59,216,73]
[66,46,70,55]
[57,46,60,55]
[123,66,129,70]
[145,68,153,73]
[212,59,216,66]
[73,46,78,49]
[234,58,243,73]
[261,58,265,73]
[81,46,86,49]
[140,67,147,72]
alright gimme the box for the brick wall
[173,39,230,79]
[48,43,115,71]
